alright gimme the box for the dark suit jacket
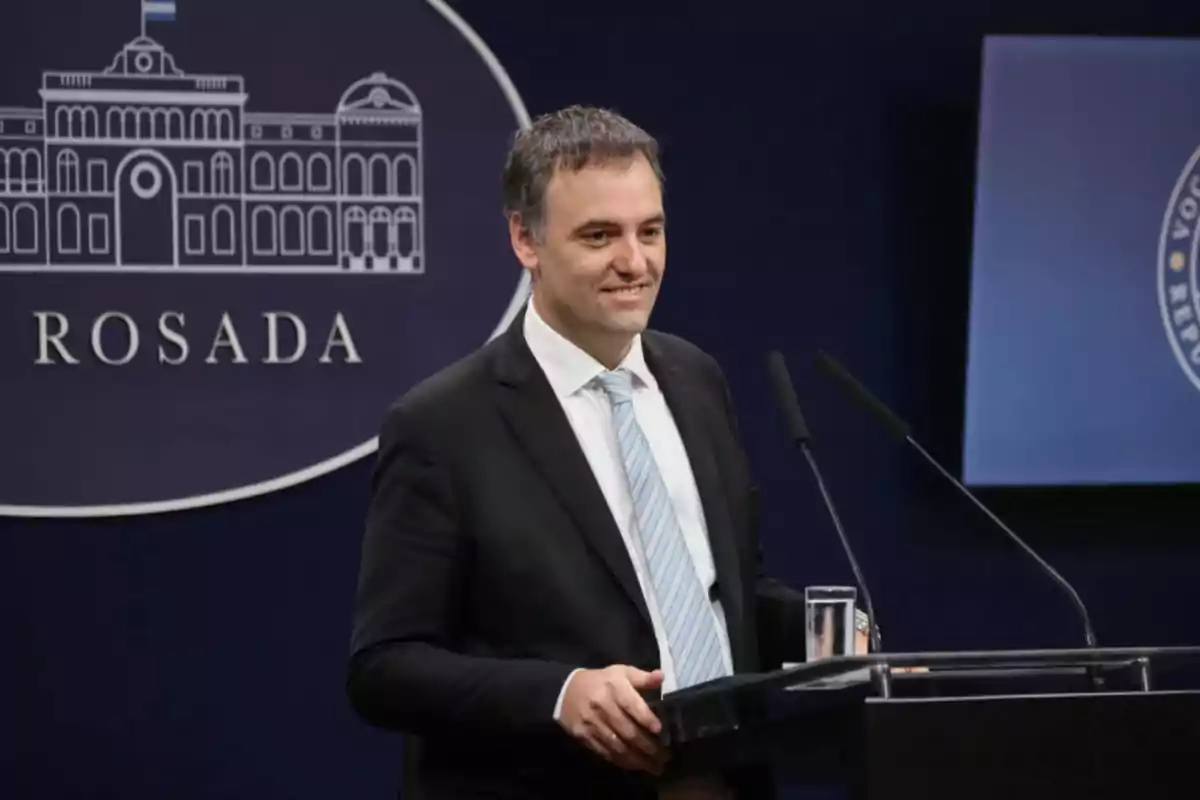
[347,310,807,799]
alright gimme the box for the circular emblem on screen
[0,0,530,516]
[1159,145,1200,395]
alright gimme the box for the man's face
[511,153,665,358]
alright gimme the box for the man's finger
[589,725,664,775]
[583,735,613,764]
[623,666,665,690]
[618,750,664,775]
[613,677,663,735]
[599,704,643,745]
[612,716,663,757]
[582,721,620,759]
[600,687,663,754]
[604,734,664,775]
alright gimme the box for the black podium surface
[651,646,1200,799]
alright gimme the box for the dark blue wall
[6,2,1200,797]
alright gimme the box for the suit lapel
[643,335,749,671]
[493,315,653,630]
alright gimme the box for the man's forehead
[543,157,663,222]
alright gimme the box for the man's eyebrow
[570,213,667,235]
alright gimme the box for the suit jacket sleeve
[707,356,809,668]
[346,398,576,737]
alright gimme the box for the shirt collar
[523,297,656,398]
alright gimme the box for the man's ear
[507,212,539,272]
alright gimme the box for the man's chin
[602,312,650,336]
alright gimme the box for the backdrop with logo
[964,35,1200,486]
[0,0,527,516]
[4,2,1200,800]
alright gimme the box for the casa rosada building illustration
[0,31,425,274]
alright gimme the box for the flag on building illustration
[143,1,177,23]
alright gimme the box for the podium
[651,646,1200,799]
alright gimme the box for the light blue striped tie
[594,369,728,689]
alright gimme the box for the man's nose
[611,234,649,275]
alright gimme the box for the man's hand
[557,665,669,775]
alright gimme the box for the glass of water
[805,585,857,661]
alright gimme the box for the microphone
[766,349,882,654]
[814,349,1098,650]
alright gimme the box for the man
[347,105,812,799]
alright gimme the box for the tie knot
[594,369,634,404]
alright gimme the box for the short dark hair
[501,105,663,236]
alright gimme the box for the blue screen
[963,36,1200,486]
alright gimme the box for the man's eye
[581,230,608,245]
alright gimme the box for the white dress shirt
[520,300,734,717]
